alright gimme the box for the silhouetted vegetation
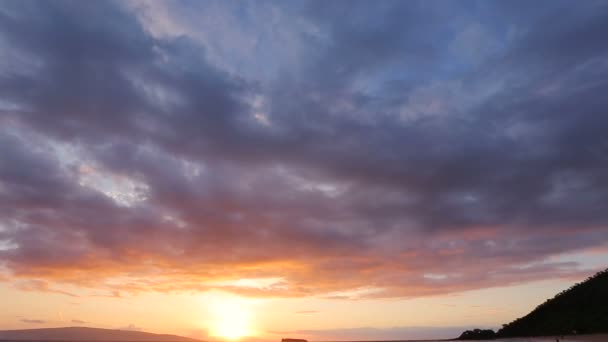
[497,268,608,337]
[456,328,496,340]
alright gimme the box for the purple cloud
[0,0,607,299]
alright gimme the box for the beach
[466,335,608,342]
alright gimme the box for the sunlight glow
[206,292,254,340]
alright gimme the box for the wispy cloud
[119,324,142,332]
[13,280,78,298]
[21,319,46,324]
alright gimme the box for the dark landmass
[455,329,495,340]
[281,339,308,342]
[498,268,608,337]
[0,327,200,341]
[456,268,608,339]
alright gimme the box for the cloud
[120,324,142,332]
[14,280,79,298]
[72,319,87,324]
[21,319,46,324]
[0,0,607,300]
[295,310,318,314]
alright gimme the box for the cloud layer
[1,0,607,298]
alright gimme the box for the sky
[0,0,608,341]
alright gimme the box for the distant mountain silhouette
[497,268,608,337]
[0,327,200,341]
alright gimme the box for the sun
[206,293,253,340]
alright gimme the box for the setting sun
[206,293,254,340]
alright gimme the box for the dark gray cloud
[0,0,607,298]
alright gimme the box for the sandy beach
[485,335,608,342]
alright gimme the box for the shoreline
[313,335,608,342]
[491,334,608,342]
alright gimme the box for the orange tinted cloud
[1,0,608,302]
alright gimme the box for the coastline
[314,335,608,342]
[492,335,608,342]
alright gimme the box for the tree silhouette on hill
[457,329,496,340]
[457,268,608,340]
[497,268,608,337]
